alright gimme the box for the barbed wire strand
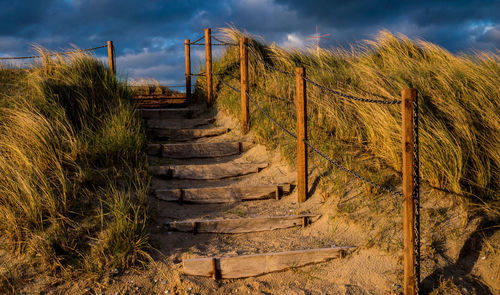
[0,45,107,60]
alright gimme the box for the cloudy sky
[1,0,499,86]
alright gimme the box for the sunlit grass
[0,49,149,286]
[201,27,499,210]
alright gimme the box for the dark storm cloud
[1,0,498,85]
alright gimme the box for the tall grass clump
[0,49,149,282]
[199,27,499,210]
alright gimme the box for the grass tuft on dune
[0,48,149,285]
[201,27,499,211]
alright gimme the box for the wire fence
[0,45,108,60]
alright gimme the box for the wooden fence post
[240,37,249,134]
[402,88,418,295]
[296,67,308,203]
[107,41,115,75]
[185,39,191,102]
[205,28,213,105]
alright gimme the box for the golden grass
[203,27,499,209]
[0,49,149,288]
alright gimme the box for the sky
[1,0,499,86]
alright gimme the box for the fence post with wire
[295,67,308,203]
[107,41,116,74]
[205,28,213,105]
[0,43,113,72]
[185,39,191,102]
[240,37,249,134]
[402,88,419,295]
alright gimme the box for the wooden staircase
[141,100,354,279]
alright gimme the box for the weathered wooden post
[185,39,191,102]
[296,67,308,203]
[402,88,418,295]
[205,28,213,105]
[107,41,115,74]
[240,37,249,134]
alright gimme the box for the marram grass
[0,49,149,285]
[200,27,499,209]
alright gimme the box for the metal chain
[211,71,297,139]
[244,44,401,105]
[245,46,296,77]
[189,73,205,76]
[213,43,238,46]
[303,76,402,105]
[212,36,238,46]
[304,139,403,197]
[212,70,402,197]
[0,45,107,60]
[413,99,421,291]
[189,36,204,45]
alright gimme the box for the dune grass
[201,28,499,211]
[0,49,149,288]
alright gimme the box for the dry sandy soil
[2,107,499,295]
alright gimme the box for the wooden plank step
[146,118,214,129]
[139,108,198,119]
[150,162,268,180]
[155,184,292,203]
[134,94,185,99]
[183,247,354,279]
[135,100,188,109]
[148,127,229,141]
[164,214,320,233]
[148,142,252,158]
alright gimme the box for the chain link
[304,140,403,197]
[212,70,402,197]
[303,76,402,105]
[212,36,238,46]
[211,71,297,139]
[189,36,204,45]
[412,99,421,291]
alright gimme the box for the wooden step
[134,98,187,109]
[155,184,292,203]
[164,214,320,233]
[151,162,268,180]
[148,142,252,158]
[139,108,198,119]
[148,127,229,141]
[183,247,354,279]
[146,118,214,129]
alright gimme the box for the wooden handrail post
[205,28,213,105]
[185,39,191,102]
[240,37,249,134]
[402,88,418,295]
[107,40,115,75]
[296,67,308,203]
